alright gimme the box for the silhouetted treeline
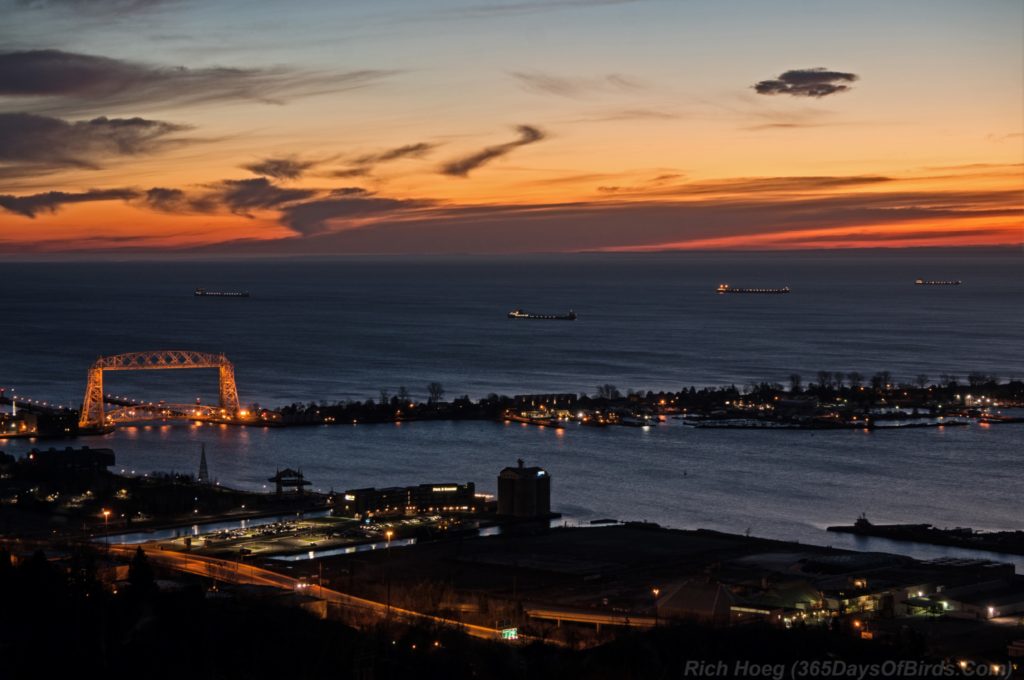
[264,375,1023,426]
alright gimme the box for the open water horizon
[1,251,1021,564]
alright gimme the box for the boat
[507,309,577,320]
[914,279,961,286]
[716,284,790,294]
[194,288,250,298]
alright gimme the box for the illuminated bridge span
[79,350,242,430]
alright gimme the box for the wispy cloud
[440,125,546,177]
[242,155,320,180]
[571,109,679,123]
[0,112,189,174]
[331,142,439,177]
[353,142,437,165]
[512,71,643,98]
[753,68,858,98]
[435,0,642,19]
[0,49,399,115]
[0,187,138,217]
[142,186,216,213]
[14,0,178,11]
[140,177,315,217]
[137,178,424,235]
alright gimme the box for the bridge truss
[79,350,242,430]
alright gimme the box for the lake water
[1,252,1021,564]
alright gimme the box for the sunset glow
[1,0,1021,255]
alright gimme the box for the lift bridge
[78,350,250,430]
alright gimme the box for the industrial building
[497,459,551,518]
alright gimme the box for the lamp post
[652,587,660,626]
[385,529,394,619]
[102,509,111,551]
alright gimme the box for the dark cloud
[0,187,138,217]
[136,180,421,234]
[440,125,546,177]
[242,156,318,180]
[140,177,317,218]
[331,142,438,177]
[0,50,398,115]
[330,167,372,178]
[142,186,217,213]
[0,112,188,171]
[753,68,858,98]
[210,178,316,217]
[166,184,1020,256]
[280,192,430,235]
[512,71,642,98]
[354,142,436,165]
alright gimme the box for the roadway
[109,545,530,642]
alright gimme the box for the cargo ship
[716,284,790,294]
[508,309,577,320]
[914,279,961,286]
[194,288,250,298]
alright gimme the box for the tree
[968,372,993,388]
[879,371,892,389]
[847,372,863,389]
[915,374,929,390]
[427,382,445,405]
[397,386,410,404]
[596,384,620,400]
[379,389,390,407]
[129,546,156,594]
[816,371,832,391]
[789,374,802,394]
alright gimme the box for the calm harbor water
[1,252,1022,563]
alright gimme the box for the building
[497,459,551,518]
[338,482,481,516]
[268,468,311,495]
[24,446,115,473]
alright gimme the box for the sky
[0,0,1021,255]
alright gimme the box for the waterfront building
[268,468,311,495]
[338,482,481,516]
[24,445,115,473]
[497,459,551,518]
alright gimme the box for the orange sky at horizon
[1,1,1021,255]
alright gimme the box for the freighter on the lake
[914,279,962,286]
[716,284,790,294]
[194,288,250,298]
[508,309,577,320]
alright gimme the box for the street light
[385,529,394,619]
[652,587,660,626]
[102,509,111,551]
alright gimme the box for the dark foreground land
[4,542,1019,680]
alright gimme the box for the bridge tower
[78,350,242,430]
